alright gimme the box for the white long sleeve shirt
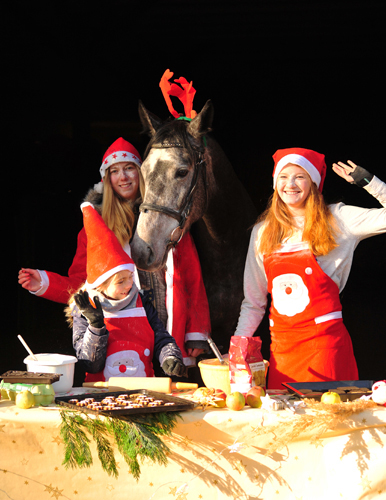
[234,176,386,337]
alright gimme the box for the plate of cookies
[282,380,374,401]
[55,389,196,416]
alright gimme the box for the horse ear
[187,100,214,139]
[138,100,164,137]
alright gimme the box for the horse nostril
[146,246,154,266]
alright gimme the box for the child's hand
[161,357,186,377]
[74,290,105,328]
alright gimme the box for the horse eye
[176,169,189,178]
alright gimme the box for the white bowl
[24,353,77,393]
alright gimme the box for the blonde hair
[257,182,338,256]
[101,165,145,247]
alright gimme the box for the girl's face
[109,161,139,200]
[102,270,134,300]
[276,164,312,215]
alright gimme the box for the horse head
[131,100,214,271]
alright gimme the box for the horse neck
[198,139,256,244]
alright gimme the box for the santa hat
[272,148,327,192]
[81,202,135,289]
[99,137,142,180]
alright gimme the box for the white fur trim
[122,242,141,288]
[99,151,142,179]
[273,154,321,188]
[103,307,146,319]
[86,263,135,289]
[314,311,342,324]
[183,356,196,367]
[166,248,174,335]
[185,332,209,341]
[30,270,48,296]
[80,202,94,212]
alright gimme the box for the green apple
[321,391,341,404]
[226,392,245,411]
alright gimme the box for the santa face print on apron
[264,246,358,389]
[84,295,155,382]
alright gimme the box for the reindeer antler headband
[159,69,197,119]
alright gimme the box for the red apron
[85,295,155,382]
[264,247,358,389]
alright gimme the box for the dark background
[9,1,386,385]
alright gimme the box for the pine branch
[84,417,118,478]
[60,410,93,469]
[59,409,181,480]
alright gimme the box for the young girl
[68,201,185,382]
[234,147,386,389]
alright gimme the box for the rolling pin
[83,377,198,393]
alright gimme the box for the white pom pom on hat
[272,147,327,192]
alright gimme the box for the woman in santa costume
[67,201,184,381]
[18,138,210,370]
[234,148,386,389]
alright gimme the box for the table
[1,390,386,500]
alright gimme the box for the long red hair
[257,182,338,256]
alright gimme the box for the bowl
[24,353,77,393]
[198,355,269,395]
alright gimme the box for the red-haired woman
[234,148,386,389]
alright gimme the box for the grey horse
[131,100,258,354]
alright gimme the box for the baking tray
[1,370,61,384]
[282,380,374,402]
[55,389,196,417]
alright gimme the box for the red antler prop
[159,69,197,119]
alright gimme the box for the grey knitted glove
[161,356,186,377]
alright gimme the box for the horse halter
[139,142,207,246]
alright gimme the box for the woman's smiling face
[276,164,312,215]
[109,161,139,200]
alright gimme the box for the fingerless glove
[350,165,374,188]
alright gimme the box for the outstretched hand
[18,268,42,292]
[332,160,358,183]
[74,290,105,328]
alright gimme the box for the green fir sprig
[59,409,181,480]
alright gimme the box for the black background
[9,1,386,385]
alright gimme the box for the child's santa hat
[99,137,142,180]
[81,202,135,289]
[272,147,327,192]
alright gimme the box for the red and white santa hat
[99,137,142,180]
[81,202,135,289]
[272,147,327,192]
